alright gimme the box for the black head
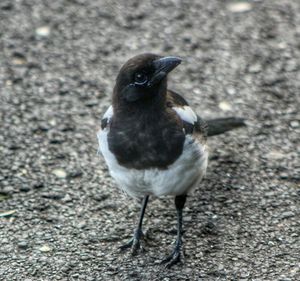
[113,53,181,104]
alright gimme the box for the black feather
[206,117,246,137]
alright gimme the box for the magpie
[97,53,245,268]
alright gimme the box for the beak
[148,56,182,86]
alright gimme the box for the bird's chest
[107,117,185,169]
[98,130,208,198]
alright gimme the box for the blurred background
[0,0,299,280]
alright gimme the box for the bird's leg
[119,195,149,255]
[162,194,187,268]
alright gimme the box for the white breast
[98,128,208,199]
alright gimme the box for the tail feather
[206,117,246,137]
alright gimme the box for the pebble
[267,150,285,160]
[290,121,299,128]
[1,186,14,194]
[284,60,298,72]
[62,194,72,203]
[227,2,252,13]
[35,26,50,37]
[248,63,262,73]
[280,211,295,219]
[52,169,67,179]
[18,241,28,249]
[77,221,87,229]
[39,245,52,252]
[226,86,236,95]
[32,181,44,189]
[19,185,30,192]
[68,170,83,178]
[12,55,26,65]
[80,255,90,261]
[5,80,12,86]
[218,101,232,111]
[280,173,289,179]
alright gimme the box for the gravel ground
[0,0,299,280]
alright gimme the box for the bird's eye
[134,73,148,85]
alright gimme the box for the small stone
[290,121,299,128]
[1,186,14,195]
[68,170,83,178]
[279,173,289,179]
[241,271,250,278]
[80,255,90,261]
[62,194,72,203]
[49,119,57,126]
[39,245,52,252]
[185,216,192,222]
[78,221,87,229]
[227,2,252,13]
[18,241,28,249]
[52,168,67,179]
[35,26,50,37]
[5,80,13,86]
[33,181,44,189]
[280,211,294,219]
[19,185,30,192]
[41,192,64,200]
[226,86,236,95]
[2,238,9,244]
[92,194,109,202]
[85,100,99,107]
[267,150,285,160]
[218,101,232,111]
[284,60,298,72]
[277,43,287,51]
[12,53,27,65]
[248,63,262,73]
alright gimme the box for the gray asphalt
[0,0,299,280]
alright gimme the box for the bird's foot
[161,242,183,268]
[119,229,145,256]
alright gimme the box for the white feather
[97,129,208,199]
[172,106,197,124]
[103,105,113,121]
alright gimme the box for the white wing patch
[103,105,113,120]
[98,105,114,154]
[172,106,197,124]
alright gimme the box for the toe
[165,251,181,268]
[161,249,182,268]
[131,239,141,256]
[119,238,134,251]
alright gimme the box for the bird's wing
[100,105,113,130]
[167,90,208,137]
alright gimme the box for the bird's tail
[206,117,246,137]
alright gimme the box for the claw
[119,238,134,251]
[119,229,145,255]
[161,241,183,268]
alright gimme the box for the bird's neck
[113,90,167,119]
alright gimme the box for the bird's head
[113,53,181,104]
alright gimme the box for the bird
[97,53,245,268]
